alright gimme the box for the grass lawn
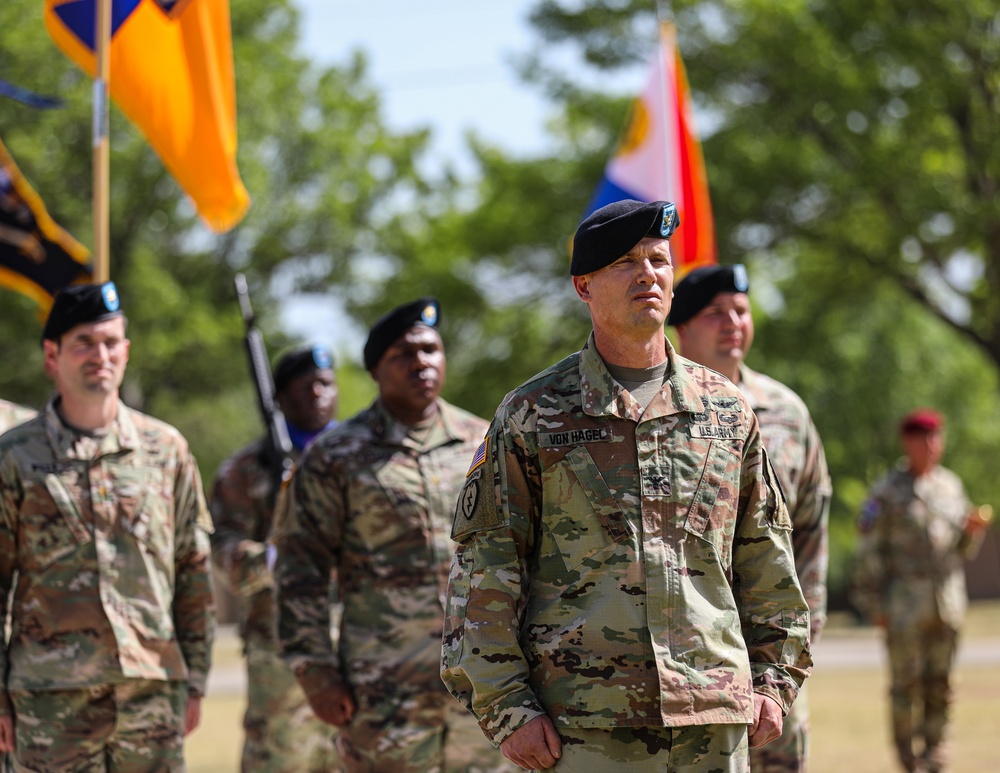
[810,662,1000,772]
[186,693,244,772]
[185,601,1000,772]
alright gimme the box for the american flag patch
[467,438,488,476]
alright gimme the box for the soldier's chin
[84,379,117,394]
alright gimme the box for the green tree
[530,0,1000,369]
[525,0,1000,604]
[344,0,1000,605]
[0,0,429,477]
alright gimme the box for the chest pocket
[351,457,425,560]
[116,464,175,571]
[23,473,95,569]
[541,445,633,573]
[680,440,742,567]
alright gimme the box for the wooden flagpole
[92,0,112,282]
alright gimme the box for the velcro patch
[451,468,502,541]
[690,424,743,440]
[538,427,611,447]
[467,438,488,476]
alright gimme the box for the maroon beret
[899,408,944,434]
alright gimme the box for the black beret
[363,297,440,370]
[571,199,679,276]
[273,344,334,393]
[42,281,123,343]
[667,264,750,327]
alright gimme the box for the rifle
[234,273,294,496]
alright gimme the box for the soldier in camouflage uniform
[0,401,37,773]
[211,344,340,772]
[851,409,989,773]
[274,298,515,773]
[0,400,36,433]
[669,264,832,772]
[442,200,812,772]
[0,282,215,771]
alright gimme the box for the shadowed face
[44,316,130,400]
[370,326,446,424]
[901,429,944,476]
[677,291,754,376]
[573,236,674,340]
[277,368,337,431]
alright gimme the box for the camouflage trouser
[549,724,749,772]
[242,647,340,772]
[336,690,516,773]
[749,682,809,772]
[9,679,186,772]
[886,621,958,773]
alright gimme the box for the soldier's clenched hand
[307,684,356,727]
[749,694,784,747]
[0,716,13,751]
[500,715,562,770]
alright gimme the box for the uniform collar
[44,396,140,462]
[578,333,705,422]
[371,398,458,451]
[736,363,769,411]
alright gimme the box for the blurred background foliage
[2,0,998,606]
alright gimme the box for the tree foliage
[0,0,429,477]
[531,0,1000,367]
[528,0,1000,603]
[344,0,1000,604]
[2,0,997,606]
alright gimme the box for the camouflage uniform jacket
[0,400,37,433]
[0,398,216,716]
[274,398,488,704]
[738,365,831,642]
[442,336,812,745]
[210,438,296,653]
[851,462,982,632]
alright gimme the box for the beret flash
[42,281,123,343]
[571,199,679,276]
[667,264,750,327]
[899,408,944,434]
[273,344,335,393]
[363,297,440,370]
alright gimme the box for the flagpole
[92,0,112,282]
[655,4,674,213]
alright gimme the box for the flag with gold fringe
[44,0,250,232]
[0,136,93,313]
[582,21,716,277]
